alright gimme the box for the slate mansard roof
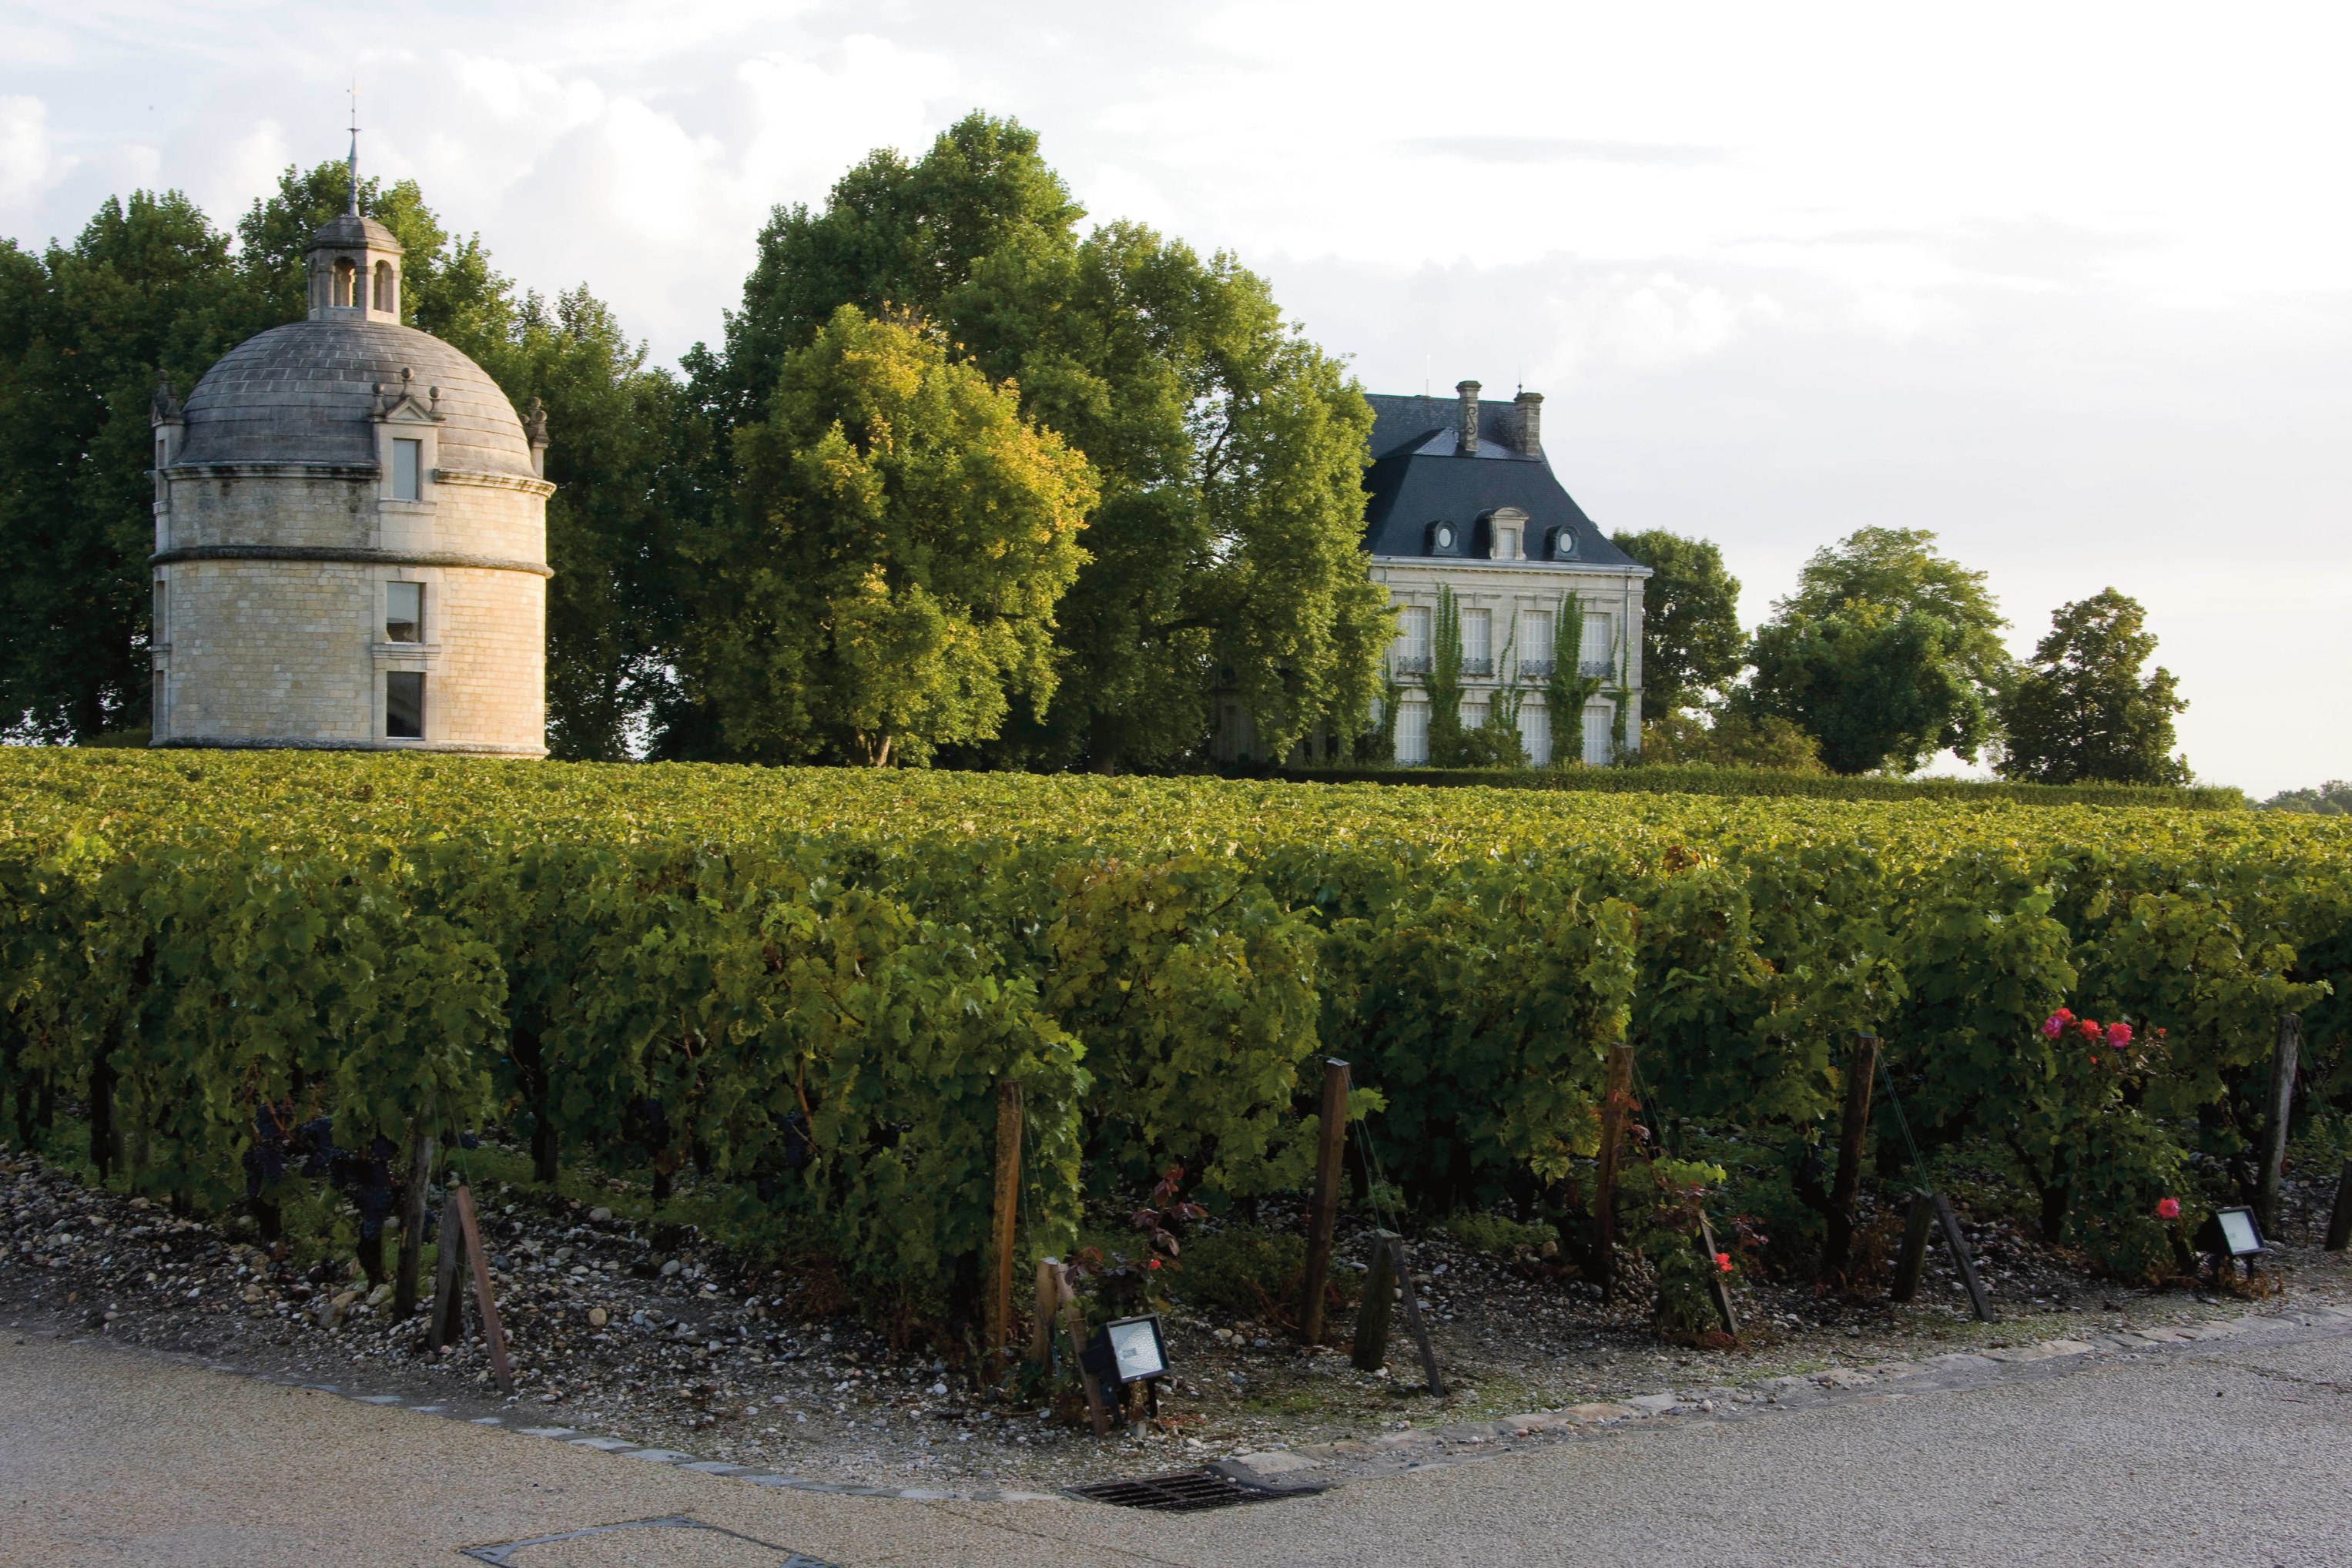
[178,320,537,477]
[1359,393,1645,572]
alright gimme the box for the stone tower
[149,193,551,756]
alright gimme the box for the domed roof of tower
[306,210,404,255]
[177,320,537,476]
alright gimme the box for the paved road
[5,1318,2348,1566]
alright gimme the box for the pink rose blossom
[2106,1021,2133,1047]
[2042,1015,2065,1039]
[2157,1198,2182,1221]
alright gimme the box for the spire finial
[347,79,360,216]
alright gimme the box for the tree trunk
[357,1226,384,1288]
[90,1045,116,1180]
[531,1117,559,1187]
[2038,1179,2070,1243]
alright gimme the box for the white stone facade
[1372,556,1645,767]
[149,209,552,756]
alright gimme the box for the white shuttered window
[1519,702,1551,766]
[1582,702,1613,766]
[1579,612,1615,670]
[1395,700,1430,765]
[1518,610,1553,672]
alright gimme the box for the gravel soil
[7,1148,2349,1491]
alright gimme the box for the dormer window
[373,260,396,314]
[333,259,357,307]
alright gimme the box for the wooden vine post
[1821,1034,1881,1283]
[2256,1014,2300,1236]
[1298,1059,1352,1345]
[393,1098,434,1320]
[1890,1191,1937,1303]
[2326,1158,2352,1254]
[1053,1260,1111,1436]
[1351,1230,1399,1372]
[1595,1042,1632,1304]
[984,1079,1023,1382]
[1030,1257,1060,1364]
[427,1181,514,1394]
[1386,1234,1447,1396]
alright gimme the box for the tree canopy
[684,112,1386,770]
[0,192,251,739]
[678,306,1095,766]
[1744,528,2008,773]
[1996,588,2189,786]
[1610,528,1744,718]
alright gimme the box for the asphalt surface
[5,1315,2349,1567]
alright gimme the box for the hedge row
[1274,763,2248,811]
[0,752,2343,1318]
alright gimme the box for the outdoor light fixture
[1083,1314,1169,1385]
[2201,1206,2265,1258]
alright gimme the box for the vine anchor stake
[2257,1014,2301,1236]
[1298,1058,1351,1345]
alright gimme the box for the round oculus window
[1434,524,1456,551]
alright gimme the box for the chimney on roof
[1456,380,1481,454]
[1514,390,1543,456]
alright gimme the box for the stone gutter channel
[20,1301,2352,1506]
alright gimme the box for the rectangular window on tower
[391,438,422,501]
[152,580,167,647]
[386,581,424,644]
[386,672,425,739]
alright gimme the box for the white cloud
[0,95,55,221]
[2,0,2347,791]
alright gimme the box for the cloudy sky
[6,0,2346,793]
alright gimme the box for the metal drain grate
[1067,1466,1325,1513]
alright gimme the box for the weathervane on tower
[347,79,360,215]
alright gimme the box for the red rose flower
[2157,1198,2182,1221]
[1714,1251,1732,1273]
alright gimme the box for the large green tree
[0,193,253,740]
[680,305,1096,766]
[1744,527,2009,772]
[1995,588,2189,786]
[1741,604,1983,774]
[1610,528,1744,717]
[688,112,1387,769]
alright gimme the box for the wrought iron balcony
[1516,659,1555,679]
[1462,658,1494,678]
[1392,656,1432,676]
[1578,659,1613,678]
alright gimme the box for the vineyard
[2,749,2346,1337]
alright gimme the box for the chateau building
[149,173,552,755]
[1363,382,1649,766]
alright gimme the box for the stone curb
[1212,1302,2352,1493]
[19,1301,2351,1506]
